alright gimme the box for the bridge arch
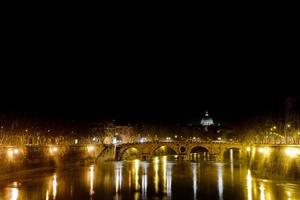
[190,146,210,154]
[152,145,178,157]
[189,146,210,161]
[120,147,141,160]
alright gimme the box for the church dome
[201,111,214,126]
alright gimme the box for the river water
[0,156,299,200]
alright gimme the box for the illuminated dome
[201,111,214,126]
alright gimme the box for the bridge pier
[141,153,152,161]
[213,154,224,161]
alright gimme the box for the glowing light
[49,147,58,155]
[217,163,223,200]
[285,148,300,157]
[115,162,123,193]
[74,139,78,144]
[7,149,14,159]
[218,137,222,141]
[53,174,57,199]
[246,170,252,200]
[192,163,197,199]
[11,188,19,200]
[230,149,233,162]
[7,148,20,159]
[258,147,270,155]
[87,145,95,153]
[89,165,95,196]
[273,126,277,129]
[287,124,291,128]
[133,159,140,190]
[45,190,49,200]
[286,191,293,200]
[193,137,196,140]
[163,156,167,193]
[246,147,251,152]
[153,157,159,193]
[13,149,19,154]
[140,138,146,143]
[166,161,172,198]
[93,137,97,141]
[141,162,148,198]
[259,183,265,200]
[12,182,18,187]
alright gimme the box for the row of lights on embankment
[246,146,300,157]
[4,145,97,159]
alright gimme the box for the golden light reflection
[89,165,95,196]
[229,149,234,187]
[115,162,123,193]
[162,156,167,193]
[246,170,252,200]
[153,157,159,193]
[46,190,49,200]
[230,149,233,162]
[258,147,270,155]
[11,188,19,200]
[287,191,291,200]
[133,159,140,190]
[53,174,57,200]
[192,163,197,199]
[141,162,148,198]
[285,148,300,157]
[216,163,223,200]
[166,163,172,197]
[259,183,265,200]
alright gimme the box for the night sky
[0,45,294,126]
[0,77,289,125]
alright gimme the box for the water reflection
[45,173,58,200]
[216,163,223,200]
[115,162,122,193]
[52,174,57,200]
[89,165,95,197]
[141,162,148,199]
[153,157,159,194]
[45,190,49,200]
[10,186,18,200]
[246,170,252,200]
[230,149,234,187]
[166,162,172,197]
[192,163,197,199]
[133,159,140,190]
[1,159,300,200]
[259,182,265,200]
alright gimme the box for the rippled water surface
[0,156,299,200]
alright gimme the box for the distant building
[201,111,214,126]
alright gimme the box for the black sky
[1,27,296,125]
[0,78,288,125]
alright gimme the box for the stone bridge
[115,141,245,161]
